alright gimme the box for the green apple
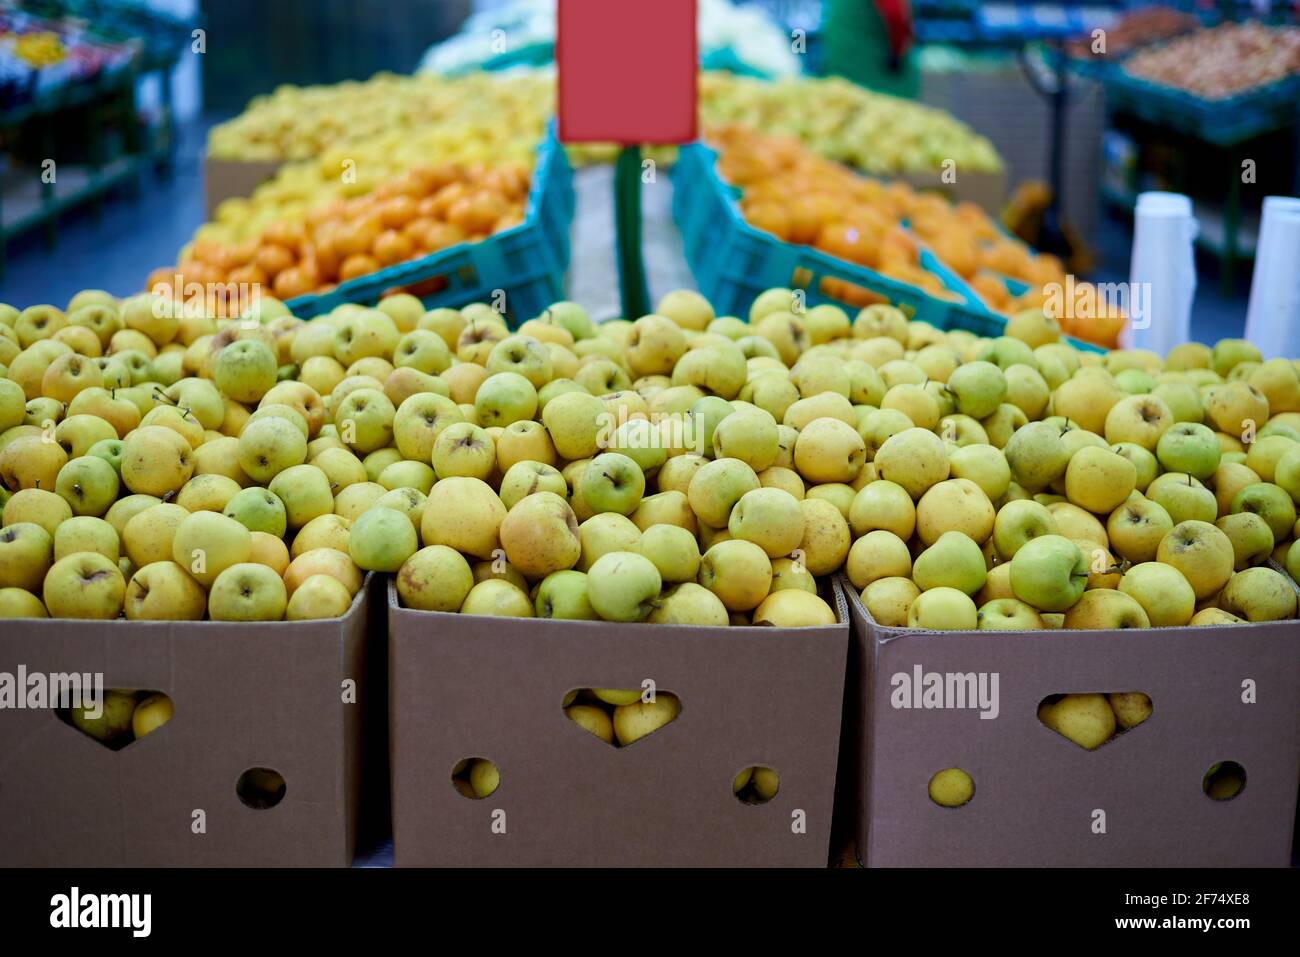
[541,390,605,460]
[637,523,701,583]
[1150,381,1204,423]
[873,427,949,499]
[1148,472,1218,525]
[1156,422,1221,479]
[377,459,435,494]
[334,387,396,453]
[1038,693,1115,749]
[1210,338,1262,378]
[349,506,418,573]
[124,560,207,620]
[1109,442,1159,492]
[52,516,118,563]
[396,545,474,612]
[992,498,1058,560]
[578,452,645,516]
[1010,535,1088,612]
[712,407,779,471]
[1118,562,1195,626]
[977,598,1045,630]
[1217,566,1297,622]
[699,539,772,612]
[586,550,662,622]
[1216,512,1274,570]
[1062,589,1150,629]
[907,587,977,630]
[687,457,759,528]
[392,391,464,461]
[912,531,986,594]
[0,522,53,591]
[1156,520,1235,600]
[475,371,539,427]
[728,487,804,558]
[1004,421,1069,491]
[214,339,277,403]
[431,422,495,481]
[534,569,599,620]
[1064,446,1136,514]
[119,425,193,497]
[268,464,334,530]
[499,491,581,579]
[947,443,1011,501]
[237,416,307,484]
[86,438,125,476]
[171,511,251,588]
[207,562,288,621]
[688,395,735,457]
[604,417,668,474]
[1230,482,1297,541]
[54,455,120,517]
[43,552,125,619]
[499,460,567,510]
[1106,495,1173,563]
[70,690,136,745]
[946,360,1007,419]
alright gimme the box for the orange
[373,229,415,266]
[254,243,296,279]
[339,253,381,283]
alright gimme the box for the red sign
[556,0,698,145]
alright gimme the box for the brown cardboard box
[0,575,378,867]
[204,157,286,216]
[839,574,1300,867]
[901,168,1007,217]
[388,579,849,867]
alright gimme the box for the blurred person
[822,0,918,98]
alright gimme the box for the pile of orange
[147,161,532,315]
[709,126,1121,348]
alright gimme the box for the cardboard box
[901,167,1007,217]
[388,579,849,867]
[839,573,1300,867]
[204,157,285,216]
[0,575,378,867]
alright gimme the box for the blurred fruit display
[699,72,1003,177]
[708,125,1122,347]
[1123,22,1300,100]
[1064,5,1199,60]
[152,159,535,310]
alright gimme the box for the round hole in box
[236,767,286,809]
[1202,761,1246,801]
[928,767,974,808]
[733,765,780,805]
[452,757,499,799]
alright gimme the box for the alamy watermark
[0,666,103,716]
[891,665,1000,719]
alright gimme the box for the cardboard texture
[204,157,285,217]
[901,168,1007,217]
[388,579,849,867]
[0,575,378,867]
[838,573,1300,867]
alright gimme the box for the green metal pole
[614,145,650,319]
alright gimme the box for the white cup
[1244,196,1300,359]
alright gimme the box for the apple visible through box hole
[561,688,681,747]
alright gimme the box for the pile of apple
[846,312,1300,631]
[2,283,1299,633]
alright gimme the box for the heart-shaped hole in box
[1036,691,1152,751]
[56,690,173,751]
[562,688,681,748]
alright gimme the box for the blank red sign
[556,0,698,145]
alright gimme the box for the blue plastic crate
[1103,68,1300,147]
[672,141,1106,352]
[285,124,574,326]
[671,142,972,326]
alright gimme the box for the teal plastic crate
[671,142,973,326]
[1103,67,1300,147]
[285,124,574,325]
[672,141,1105,352]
